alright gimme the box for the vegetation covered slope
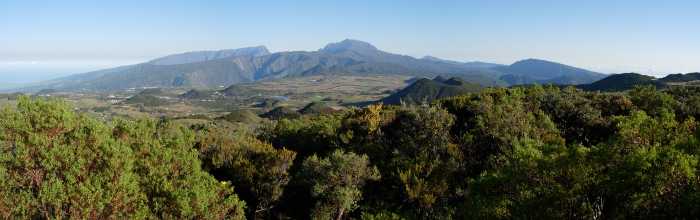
[122,88,170,106]
[659,72,700,83]
[218,109,262,124]
[148,46,270,65]
[179,89,221,100]
[298,102,340,115]
[4,84,700,219]
[381,76,482,105]
[578,72,667,92]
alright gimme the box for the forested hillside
[381,77,482,105]
[578,73,667,92]
[2,85,700,219]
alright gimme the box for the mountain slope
[29,40,506,91]
[23,40,607,92]
[496,59,606,85]
[33,57,258,90]
[659,72,700,83]
[578,73,666,92]
[148,46,270,65]
[421,56,504,69]
[381,77,482,105]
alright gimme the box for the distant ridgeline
[21,39,607,92]
[381,72,700,106]
[577,72,700,92]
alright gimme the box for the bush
[0,97,246,219]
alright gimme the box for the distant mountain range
[20,39,608,92]
[420,56,504,69]
[496,59,606,85]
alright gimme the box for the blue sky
[1,0,699,83]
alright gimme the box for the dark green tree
[0,97,247,219]
[300,149,380,220]
[628,85,678,117]
[196,125,296,218]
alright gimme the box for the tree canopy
[2,84,700,219]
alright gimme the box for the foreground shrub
[0,97,246,219]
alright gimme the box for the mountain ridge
[19,39,607,92]
[659,72,700,83]
[496,58,606,85]
[577,73,666,92]
[148,46,270,65]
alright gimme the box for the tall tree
[196,125,296,218]
[300,149,380,220]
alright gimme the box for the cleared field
[227,74,411,106]
[0,74,411,120]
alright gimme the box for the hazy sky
[1,0,699,83]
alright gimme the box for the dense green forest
[2,85,700,219]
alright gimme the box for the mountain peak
[320,39,379,53]
[244,45,270,53]
[512,58,559,66]
[422,56,442,61]
[420,56,460,64]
